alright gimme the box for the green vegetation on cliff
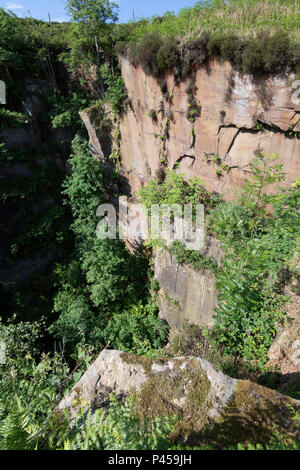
[50,136,168,353]
[140,153,300,370]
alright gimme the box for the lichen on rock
[58,349,300,448]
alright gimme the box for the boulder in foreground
[58,350,300,447]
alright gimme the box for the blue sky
[0,0,199,23]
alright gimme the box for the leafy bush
[139,170,222,213]
[100,64,127,115]
[0,318,70,450]
[241,34,269,74]
[157,37,180,75]
[213,256,287,365]
[170,240,218,274]
[103,301,169,356]
[51,285,98,348]
[47,90,89,130]
[211,34,244,67]
[51,135,158,353]
[0,316,45,363]
[62,134,106,239]
[264,31,293,73]
[129,32,163,77]
[181,34,210,78]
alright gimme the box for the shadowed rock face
[0,77,73,287]
[58,349,300,448]
[81,58,300,200]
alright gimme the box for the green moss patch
[205,380,300,448]
[121,353,212,444]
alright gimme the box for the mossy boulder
[58,350,300,448]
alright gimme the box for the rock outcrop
[154,238,223,329]
[58,349,300,448]
[79,59,300,366]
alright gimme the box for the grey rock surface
[154,239,223,329]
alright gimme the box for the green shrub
[51,136,152,352]
[0,318,73,450]
[264,31,293,72]
[181,34,210,78]
[100,64,127,115]
[213,256,287,366]
[0,108,28,130]
[51,287,98,348]
[47,90,89,131]
[139,170,222,213]
[51,111,72,128]
[170,240,218,274]
[219,35,244,67]
[242,35,268,74]
[130,32,163,77]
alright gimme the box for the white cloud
[5,3,24,10]
[53,17,69,23]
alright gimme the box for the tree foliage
[50,135,167,353]
[65,0,119,25]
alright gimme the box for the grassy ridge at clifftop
[122,0,300,78]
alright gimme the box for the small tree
[65,0,118,24]
[241,151,286,231]
[65,0,119,66]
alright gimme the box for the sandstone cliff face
[58,349,300,447]
[117,58,300,198]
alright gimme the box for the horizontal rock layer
[115,58,300,199]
